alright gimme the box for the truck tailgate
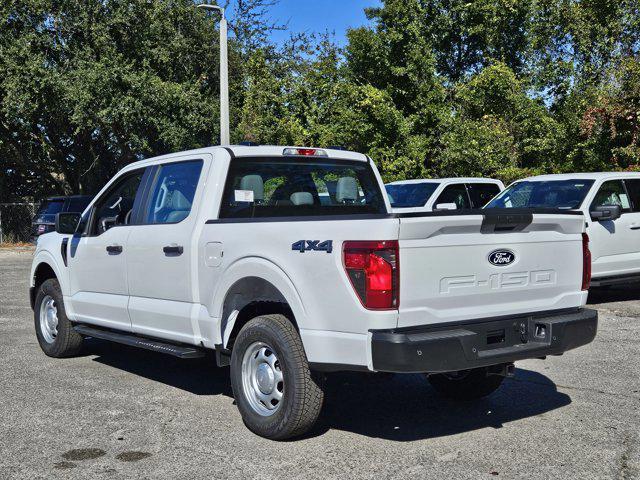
[397,212,588,328]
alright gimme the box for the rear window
[219,158,386,218]
[385,182,439,208]
[486,180,595,209]
[38,200,64,215]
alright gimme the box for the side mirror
[55,212,82,234]
[590,204,622,222]
[434,203,458,211]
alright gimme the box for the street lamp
[197,3,230,145]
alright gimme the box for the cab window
[90,170,144,235]
[434,184,470,209]
[145,160,203,224]
[624,179,640,212]
[467,183,501,208]
[219,158,385,218]
[590,180,631,212]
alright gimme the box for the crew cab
[30,146,597,440]
[486,172,640,287]
[385,178,504,213]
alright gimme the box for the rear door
[397,212,586,328]
[126,157,208,344]
[624,179,640,274]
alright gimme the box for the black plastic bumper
[370,308,598,373]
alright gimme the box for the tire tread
[231,314,324,439]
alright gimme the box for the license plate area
[460,316,552,358]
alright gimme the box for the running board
[74,325,206,359]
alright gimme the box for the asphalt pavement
[1,248,638,479]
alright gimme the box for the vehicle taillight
[582,232,591,291]
[343,241,399,310]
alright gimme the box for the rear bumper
[370,308,597,373]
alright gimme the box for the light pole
[197,3,230,145]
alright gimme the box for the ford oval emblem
[488,249,515,266]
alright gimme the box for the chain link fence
[0,203,37,244]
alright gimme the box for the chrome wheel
[241,342,284,416]
[39,295,58,344]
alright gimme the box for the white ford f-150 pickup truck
[30,145,597,439]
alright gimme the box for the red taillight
[343,240,399,310]
[582,232,591,291]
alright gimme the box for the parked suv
[486,172,640,286]
[31,195,93,242]
[30,146,596,439]
[385,178,504,212]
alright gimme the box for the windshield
[485,180,595,210]
[66,197,92,213]
[385,182,439,208]
[37,199,64,215]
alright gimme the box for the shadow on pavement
[85,338,570,441]
[311,368,570,441]
[87,338,232,397]
[588,284,640,304]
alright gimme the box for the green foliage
[1,0,640,201]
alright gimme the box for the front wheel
[34,278,84,358]
[230,314,324,440]
[427,366,505,401]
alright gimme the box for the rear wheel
[427,366,505,400]
[34,278,83,358]
[230,314,324,440]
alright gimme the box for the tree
[435,62,563,181]
[0,0,278,200]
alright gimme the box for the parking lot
[0,248,638,480]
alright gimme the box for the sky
[264,0,380,45]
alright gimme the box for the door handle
[630,226,640,230]
[106,245,123,254]
[163,245,184,256]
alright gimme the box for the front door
[67,168,147,330]
[126,159,206,344]
[587,179,637,278]
[432,183,471,210]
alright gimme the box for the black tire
[427,367,504,401]
[34,278,84,358]
[230,314,324,440]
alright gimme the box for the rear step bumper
[74,324,206,359]
[369,308,597,373]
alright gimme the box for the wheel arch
[30,252,65,310]
[221,277,297,350]
[210,257,307,350]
